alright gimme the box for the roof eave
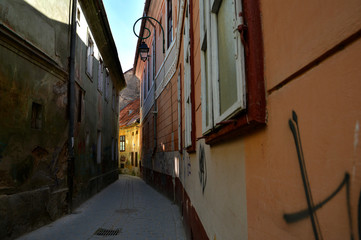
[78,0,126,90]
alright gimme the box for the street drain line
[94,228,121,236]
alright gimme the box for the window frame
[184,2,192,148]
[105,69,110,101]
[86,32,94,78]
[200,0,266,145]
[211,0,246,125]
[167,0,173,48]
[97,130,102,164]
[98,58,104,93]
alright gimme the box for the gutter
[133,0,151,73]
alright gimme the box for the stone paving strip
[17,175,186,240]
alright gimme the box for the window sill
[204,110,266,146]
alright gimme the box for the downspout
[153,81,157,155]
[68,0,77,213]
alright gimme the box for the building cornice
[78,0,125,90]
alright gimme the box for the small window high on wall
[31,102,42,129]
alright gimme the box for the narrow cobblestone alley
[17,175,186,240]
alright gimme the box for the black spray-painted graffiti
[199,144,207,194]
[285,111,354,240]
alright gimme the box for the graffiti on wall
[199,144,207,194]
[284,111,355,240]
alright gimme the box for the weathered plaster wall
[72,4,119,207]
[0,0,121,238]
[0,0,70,238]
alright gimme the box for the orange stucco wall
[245,37,361,240]
[243,0,361,239]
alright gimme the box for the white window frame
[184,2,192,148]
[200,0,246,134]
[200,0,213,134]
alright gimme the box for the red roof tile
[119,98,140,127]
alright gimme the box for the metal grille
[94,228,121,236]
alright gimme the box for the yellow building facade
[118,99,141,176]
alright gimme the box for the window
[177,71,182,151]
[167,0,173,48]
[184,2,192,148]
[98,58,104,92]
[77,89,83,123]
[31,102,42,129]
[97,131,102,164]
[115,138,118,162]
[86,33,94,77]
[131,152,134,166]
[143,70,147,99]
[199,0,266,144]
[112,87,115,111]
[200,0,246,133]
[147,51,152,91]
[120,135,125,151]
[152,34,156,79]
[111,137,115,161]
[135,152,138,167]
[105,70,110,100]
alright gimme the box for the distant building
[118,99,141,176]
[0,0,125,238]
[135,0,361,239]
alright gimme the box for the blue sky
[103,0,145,72]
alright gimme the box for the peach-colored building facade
[134,0,361,239]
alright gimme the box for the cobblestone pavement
[17,175,186,240]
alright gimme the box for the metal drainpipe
[153,78,157,155]
[67,0,77,213]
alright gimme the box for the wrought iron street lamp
[138,41,150,62]
[133,16,165,62]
